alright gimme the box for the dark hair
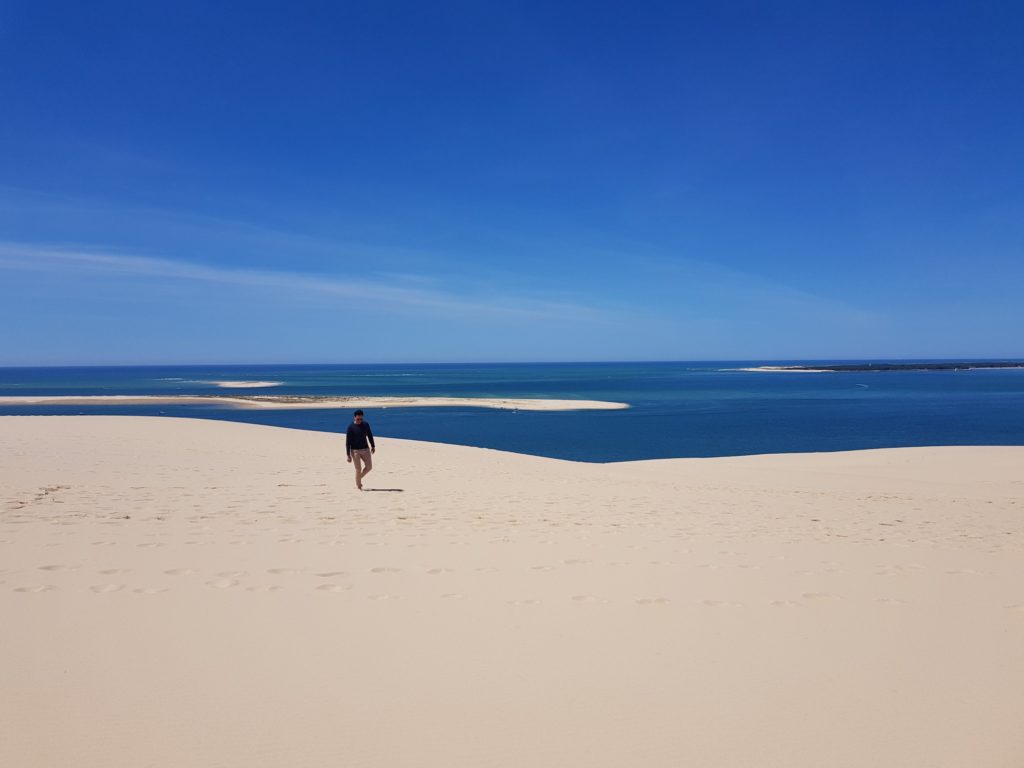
[354,409,364,417]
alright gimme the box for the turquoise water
[1,361,1022,462]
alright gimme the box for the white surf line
[0,395,630,411]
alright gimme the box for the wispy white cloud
[0,241,611,322]
[0,188,881,339]
[0,185,436,265]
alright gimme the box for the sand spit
[734,366,836,372]
[0,394,629,411]
[736,363,1024,373]
[2,416,1022,768]
[204,380,284,388]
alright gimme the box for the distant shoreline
[737,361,1024,373]
[0,394,629,411]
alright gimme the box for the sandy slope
[1,416,1022,767]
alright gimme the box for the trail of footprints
[13,556,1013,610]
[6,560,857,607]
[5,574,1017,609]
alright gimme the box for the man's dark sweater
[346,421,375,456]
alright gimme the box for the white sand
[2,416,1022,767]
[0,395,628,410]
[205,380,284,388]
[734,366,835,372]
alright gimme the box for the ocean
[1,361,1023,462]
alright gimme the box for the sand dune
[2,416,1022,767]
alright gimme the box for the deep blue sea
[2,362,1023,462]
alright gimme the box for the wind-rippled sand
[2,416,1022,767]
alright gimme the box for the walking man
[346,409,376,490]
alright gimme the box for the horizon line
[3,356,1024,369]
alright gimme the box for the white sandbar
[734,366,835,372]
[0,395,629,411]
[204,380,284,388]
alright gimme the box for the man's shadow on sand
[363,488,404,492]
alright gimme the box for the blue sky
[1,1,1022,364]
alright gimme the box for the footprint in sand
[370,567,401,574]
[440,593,467,600]
[529,565,555,571]
[246,585,285,592]
[770,600,799,608]
[38,564,72,572]
[133,587,168,594]
[206,578,239,589]
[137,542,166,549]
[571,595,603,603]
[316,583,351,593]
[563,559,591,566]
[267,568,305,575]
[367,593,400,600]
[98,568,130,575]
[90,584,124,593]
[802,592,843,601]
[426,568,454,575]
[164,568,198,576]
[703,600,743,608]
[876,597,907,605]
[216,570,247,578]
[315,571,348,578]
[507,599,540,606]
[14,585,56,593]
[636,597,670,605]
